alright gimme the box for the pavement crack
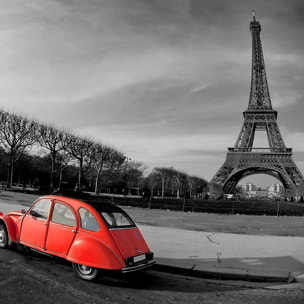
[207,234,222,264]
[207,233,220,245]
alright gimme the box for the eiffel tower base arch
[211,149,304,196]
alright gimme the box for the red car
[0,195,155,281]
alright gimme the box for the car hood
[110,227,150,258]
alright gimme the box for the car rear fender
[0,213,17,242]
[67,236,125,270]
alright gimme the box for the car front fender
[67,236,125,270]
[0,214,17,243]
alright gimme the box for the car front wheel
[0,224,8,248]
[72,263,99,281]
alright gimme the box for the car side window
[51,202,76,227]
[79,208,99,232]
[30,199,51,219]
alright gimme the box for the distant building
[243,182,256,192]
[268,183,283,199]
[240,182,282,199]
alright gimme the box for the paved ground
[138,225,304,282]
[1,200,304,283]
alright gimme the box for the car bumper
[121,260,156,273]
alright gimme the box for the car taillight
[125,257,134,266]
[146,252,154,260]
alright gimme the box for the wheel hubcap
[0,229,7,246]
[78,265,93,275]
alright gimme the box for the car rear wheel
[72,263,99,281]
[0,224,8,248]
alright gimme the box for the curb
[154,258,295,283]
[294,273,304,283]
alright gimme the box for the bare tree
[207,182,224,199]
[91,144,125,194]
[57,150,73,188]
[121,159,145,195]
[0,111,37,187]
[64,134,94,190]
[37,125,67,192]
[187,176,207,198]
[148,167,205,198]
[145,170,160,203]
[171,170,188,199]
[149,167,171,197]
[91,144,111,194]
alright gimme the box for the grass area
[1,190,304,237]
[112,196,304,216]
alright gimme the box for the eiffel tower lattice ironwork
[210,13,304,196]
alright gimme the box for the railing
[227,147,292,153]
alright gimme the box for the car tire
[72,263,99,281]
[0,223,8,248]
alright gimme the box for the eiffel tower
[211,13,304,196]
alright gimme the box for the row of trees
[0,109,126,193]
[0,109,208,198]
[147,167,208,199]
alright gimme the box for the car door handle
[72,230,76,233]
[44,222,48,226]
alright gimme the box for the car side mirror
[21,209,27,214]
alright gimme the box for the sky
[0,0,304,187]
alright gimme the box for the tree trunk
[59,166,63,189]
[7,150,14,188]
[78,158,83,190]
[94,168,101,194]
[50,157,55,193]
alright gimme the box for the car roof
[39,195,125,213]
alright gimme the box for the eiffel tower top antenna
[248,11,270,110]
[250,10,261,31]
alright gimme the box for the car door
[45,201,77,256]
[19,199,52,249]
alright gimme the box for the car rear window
[84,202,136,229]
[101,211,135,228]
